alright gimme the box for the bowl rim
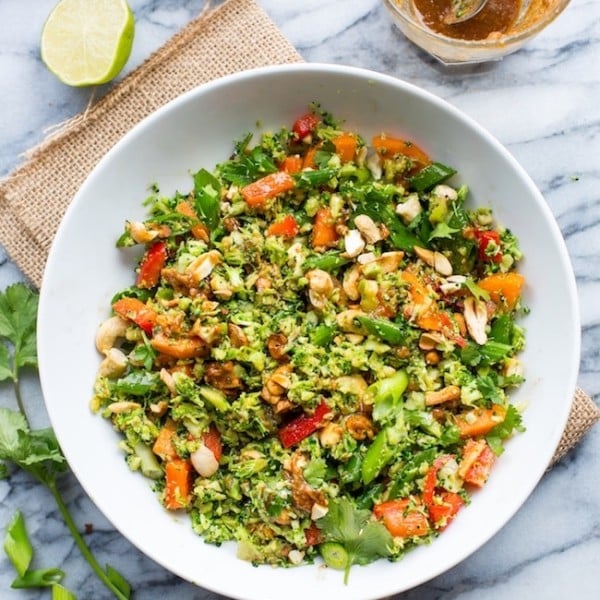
[383,0,572,48]
[38,62,581,599]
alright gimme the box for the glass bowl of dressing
[383,0,571,64]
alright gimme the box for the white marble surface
[1,0,599,598]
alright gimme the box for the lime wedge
[41,0,135,87]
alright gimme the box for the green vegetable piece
[408,162,457,192]
[316,497,392,584]
[304,252,350,272]
[133,443,162,480]
[489,314,514,344]
[11,568,65,589]
[4,511,33,577]
[355,482,384,510]
[105,564,132,599]
[356,316,407,345]
[193,168,221,231]
[320,541,349,571]
[199,385,230,412]
[311,324,336,347]
[295,168,337,188]
[370,370,409,424]
[339,454,362,486]
[361,429,394,485]
[52,583,77,600]
[0,283,38,387]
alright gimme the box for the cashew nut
[107,401,141,414]
[464,297,488,345]
[354,214,383,244]
[425,385,461,406]
[342,229,366,258]
[342,264,361,301]
[187,250,222,283]
[395,194,422,224]
[95,316,128,354]
[97,348,128,378]
[319,422,344,447]
[336,309,367,334]
[414,246,453,276]
[190,444,219,478]
[129,221,158,244]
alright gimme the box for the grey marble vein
[0,0,599,598]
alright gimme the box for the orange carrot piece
[241,171,295,208]
[374,499,430,538]
[312,207,339,248]
[281,155,303,174]
[176,200,209,241]
[372,134,431,166]
[150,333,206,360]
[478,272,525,311]
[455,404,507,438]
[302,146,319,169]
[164,459,192,510]
[333,132,358,163]
[112,297,158,335]
[153,419,178,462]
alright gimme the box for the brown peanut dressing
[412,0,522,40]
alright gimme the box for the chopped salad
[92,105,526,579]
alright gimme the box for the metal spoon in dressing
[443,0,488,24]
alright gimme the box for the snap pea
[304,252,350,272]
[356,315,408,345]
[489,314,514,344]
[408,162,457,192]
[361,429,394,484]
[311,324,336,347]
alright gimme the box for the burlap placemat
[0,0,597,462]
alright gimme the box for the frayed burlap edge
[0,0,302,287]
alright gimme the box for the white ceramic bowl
[38,64,580,600]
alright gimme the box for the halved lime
[41,0,135,87]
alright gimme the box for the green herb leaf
[193,168,221,231]
[105,565,132,599]
[428,222,460,241]
[11,568,65,589]
[0,408,28,458]
[486,405,525,455]
[0,283,39,379]
[4,511,33,577]
[52,583,78,600]
[317,497,392,583]
[465,278,490,302]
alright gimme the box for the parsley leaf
[486,405,526,455]
[0,283,38,382]
[428,222,460,241]
[317,497,392,583]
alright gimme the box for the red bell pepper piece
[278,401,332,448]
[428,491,464,529]
[136,241,168,288]
[304,523,324,546]
[203,424,223,462]
[373,499,430,538]
[112,297,158,335]
[292,113,320,140]
[422,454,453,508]
[266,214,299,238]
[463,443,495,487]
[475,229,502,263]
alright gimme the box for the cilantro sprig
[0,283,132,599]
[316,497,393,583]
